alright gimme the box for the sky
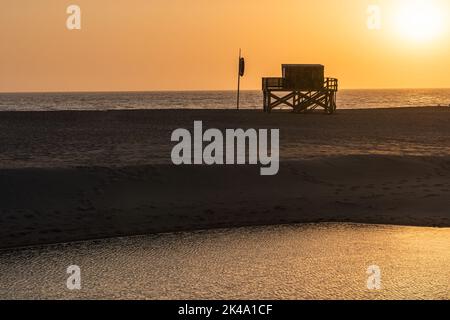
[1,0,450,92]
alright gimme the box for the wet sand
[0,107,449,248]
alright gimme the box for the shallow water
[0,89,449,111]
[0,223,449,300]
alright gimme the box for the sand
[0,107,449,249]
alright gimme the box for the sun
[394,0,444,42]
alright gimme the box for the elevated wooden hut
[262,64,338,114]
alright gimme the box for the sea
[0,89,450,111]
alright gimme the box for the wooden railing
[324,78,338,91]
[262,77,284,90]
[263,77,338,91]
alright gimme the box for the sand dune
[0,107,449,248]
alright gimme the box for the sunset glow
[1,0,449,92]
[394,0,445,42]
[1,0,450,303]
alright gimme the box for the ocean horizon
[1,88,449,112]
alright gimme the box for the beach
[1,107,450,249]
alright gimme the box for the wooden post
[263,90,267,112]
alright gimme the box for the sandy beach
[1,107,449,249]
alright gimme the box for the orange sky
[1,0,450,92]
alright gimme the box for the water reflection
[0,223,449,299]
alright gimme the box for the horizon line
[1,87,450,94]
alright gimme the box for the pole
[237,48,241,110]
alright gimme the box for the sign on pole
[237,49,245,110]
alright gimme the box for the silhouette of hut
[263,64,338,114]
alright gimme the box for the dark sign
[239,57,245,77]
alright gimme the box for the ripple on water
[0,223,449,300]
